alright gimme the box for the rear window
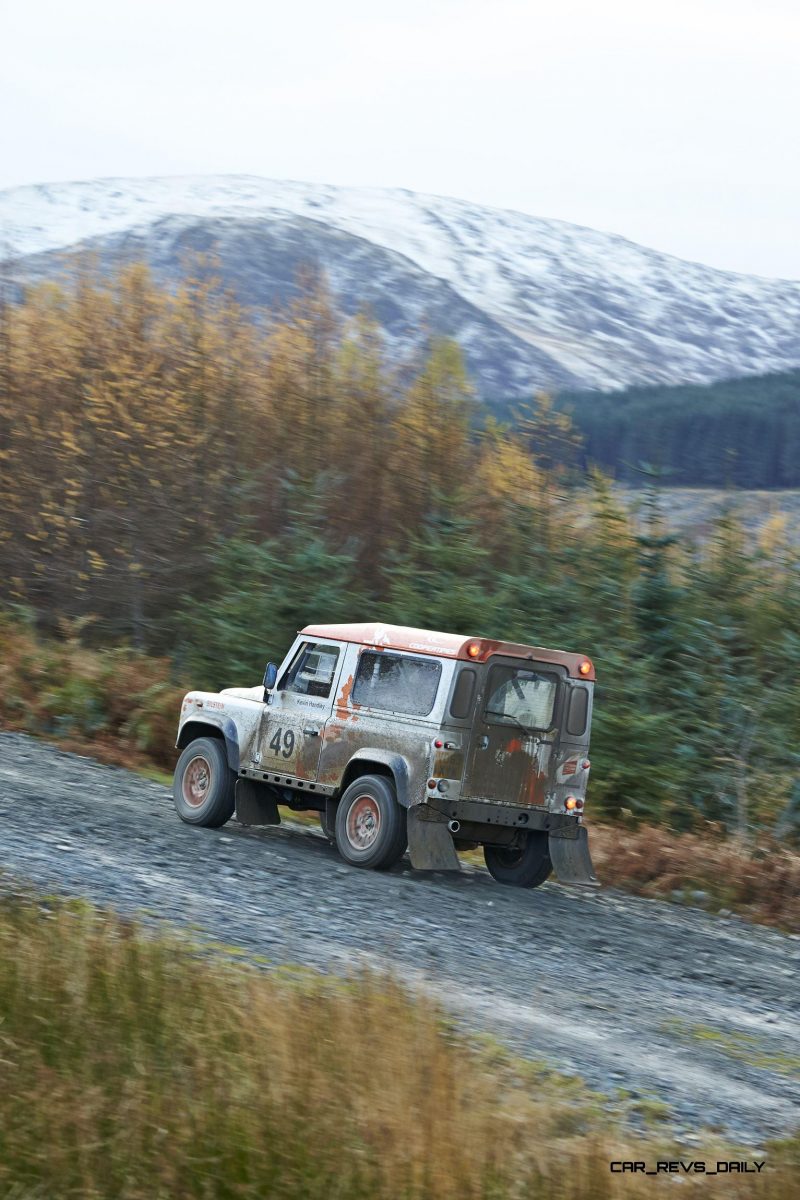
[353,651,441,716]
[484,665,558,731]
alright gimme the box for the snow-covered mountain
[2,175,800,397]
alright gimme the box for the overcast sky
[2,0,798,277]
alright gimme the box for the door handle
[303,728,320,737]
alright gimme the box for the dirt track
[1,730,797,1145]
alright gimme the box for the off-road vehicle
[173,622,599,887]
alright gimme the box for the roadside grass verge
[660,1019,800,1080]
[0,894,797,1200]
[1,614,798,932]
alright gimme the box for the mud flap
[407,806,461,871]
[235,778,281,826]
[549,825,600,887]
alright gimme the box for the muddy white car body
[173,622,599,887]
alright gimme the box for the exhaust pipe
[448,819,461,833]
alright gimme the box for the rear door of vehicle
[462,657,565,807]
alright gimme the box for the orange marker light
[565,796,578,811]
[466,641,481,658]
[578,659,592,676]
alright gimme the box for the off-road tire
[173,737,236,828]
[335,774,407,870]
[484,831,552,888]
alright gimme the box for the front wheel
[173,737,235,828]
[484,831,552,888]
[335,775,407,870]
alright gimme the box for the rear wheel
[484,831,552,888]
[173,737,235,828]
[335,775,407,870]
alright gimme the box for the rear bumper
[412,798,600,886]
[425,796,580,836]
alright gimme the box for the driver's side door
[258,640,343,780]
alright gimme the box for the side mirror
[263,662,278,693]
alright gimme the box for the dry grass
[0,895,797,1200]
[1,615,798,932]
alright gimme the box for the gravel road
[1,731,797,1145]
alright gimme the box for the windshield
[484,665,559,731]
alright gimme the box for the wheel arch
[338,749,412,807]
[176,718,240,772]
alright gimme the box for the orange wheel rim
[183,755,211,807]
[346,794,381,850]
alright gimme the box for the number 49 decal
[269,727,295,758]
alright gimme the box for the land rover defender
[172,622,599,888]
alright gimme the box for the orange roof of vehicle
[300,623,595,680]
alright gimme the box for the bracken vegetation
[588,824,799,930]
[1,264,799,883]
[0,894,797,1200]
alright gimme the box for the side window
[353,651,442,717]
[281,642,340,699]
[450,667,477,720]
[565,686,589,737]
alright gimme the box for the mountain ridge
[3,174,800,397]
